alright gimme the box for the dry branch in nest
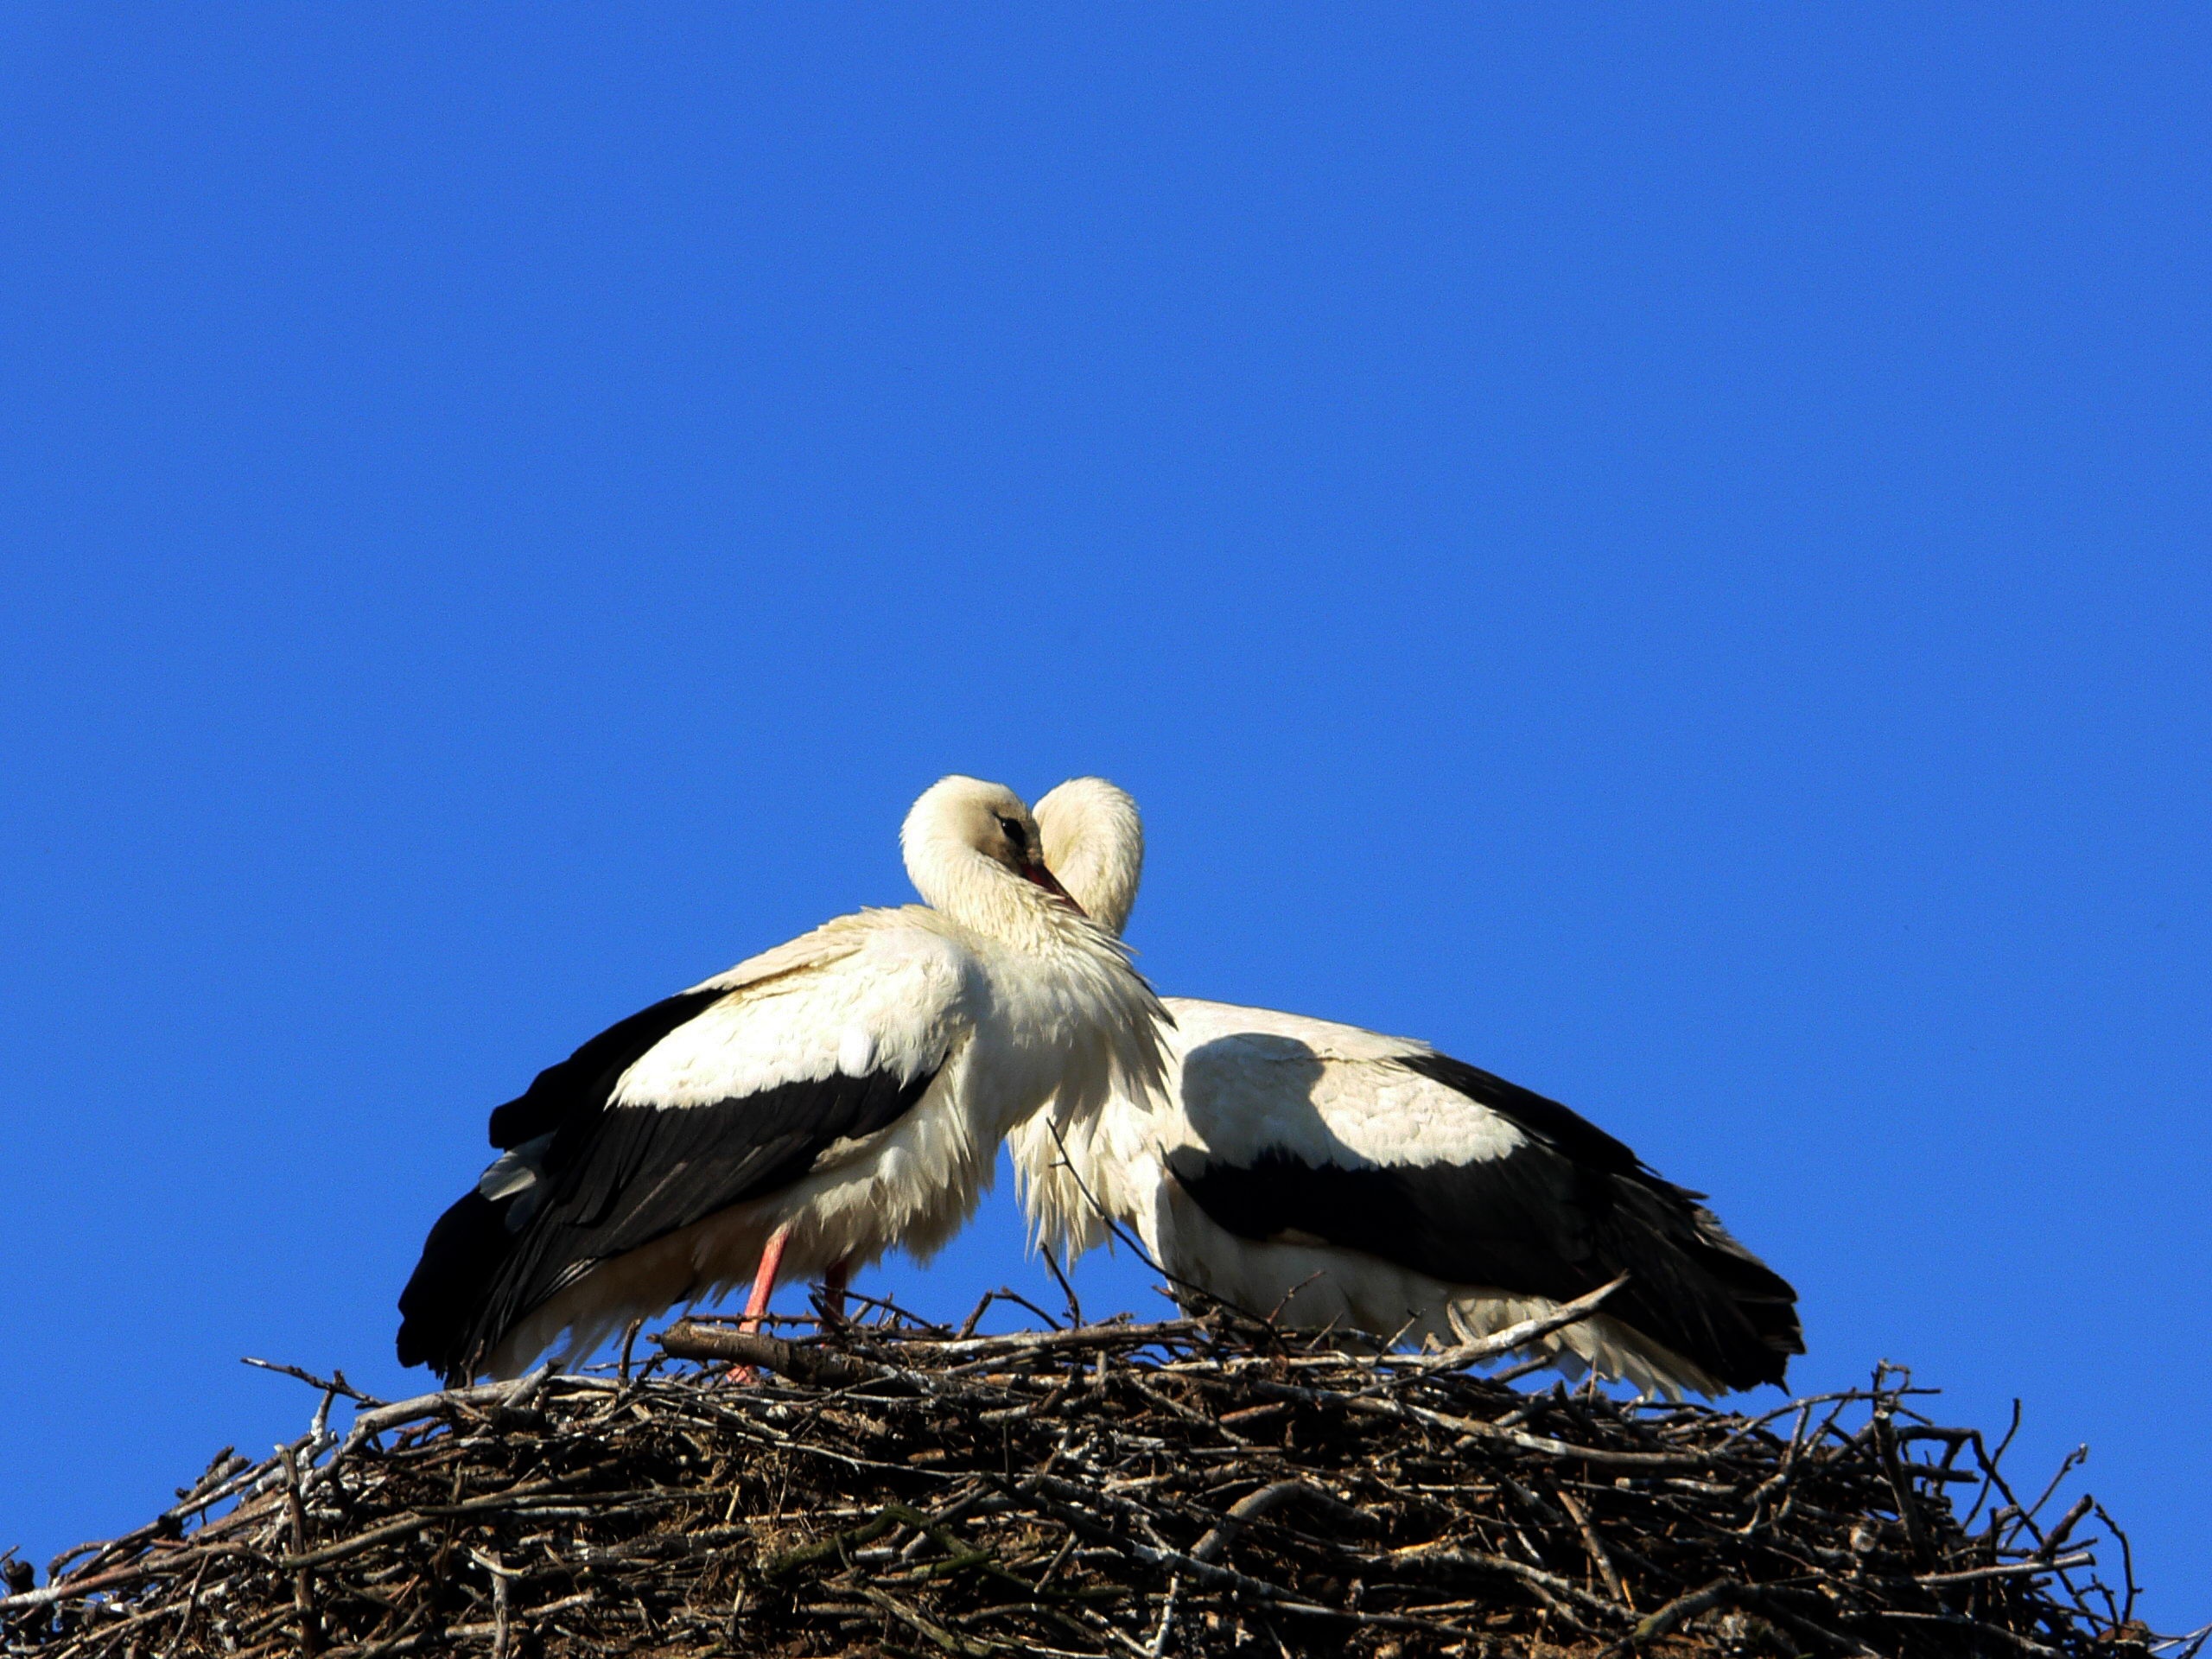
[0,1296,2195,1659]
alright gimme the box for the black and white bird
[1011,779,1802,1398]
[397,775,1169,1385]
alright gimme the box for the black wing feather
[1173,1051,1802,1391]
[485,988,728,1149]
[397,992,941,1382]
[1395,1051,1645,1178]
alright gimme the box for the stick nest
[2,1304,2191,1659]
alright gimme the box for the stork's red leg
[741,1224,791,1334]
[822,1257,852,1325]
[728,1224,793,1381]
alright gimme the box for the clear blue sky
[2,4,2205,1627]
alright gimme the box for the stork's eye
[995,814,1027,849]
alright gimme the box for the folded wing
[1171,1047,1802,1392]
[397,923,964,1382]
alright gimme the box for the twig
[1376,1276,1629,1381]
[244,1360,384,1408]
[278,1446,318,1657]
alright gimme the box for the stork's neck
[906,839,1095,956]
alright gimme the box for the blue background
[3,5,2206,1630]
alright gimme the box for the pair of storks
[398,775,1801,1396]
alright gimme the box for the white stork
[1011,779,1802,1398]
[397,775,1169,1384]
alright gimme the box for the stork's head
[902,775,1085,919]
[1034,777,1144,938]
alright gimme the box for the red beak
[1024,861,1087,918]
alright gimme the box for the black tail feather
[1599,1184,1802,1390]
[396,1189,512,1386]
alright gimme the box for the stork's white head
[900,775,1086,934]
[1034,777,1144,938]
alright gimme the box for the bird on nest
[397,774,1171,1385]
[1010,777,1802,1399]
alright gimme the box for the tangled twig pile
[1,1297,2192,1659]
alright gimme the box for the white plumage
[399,774,1168,1383]
[1012,779,1802,1398]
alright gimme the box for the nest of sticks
[1,1290,2193,1659]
